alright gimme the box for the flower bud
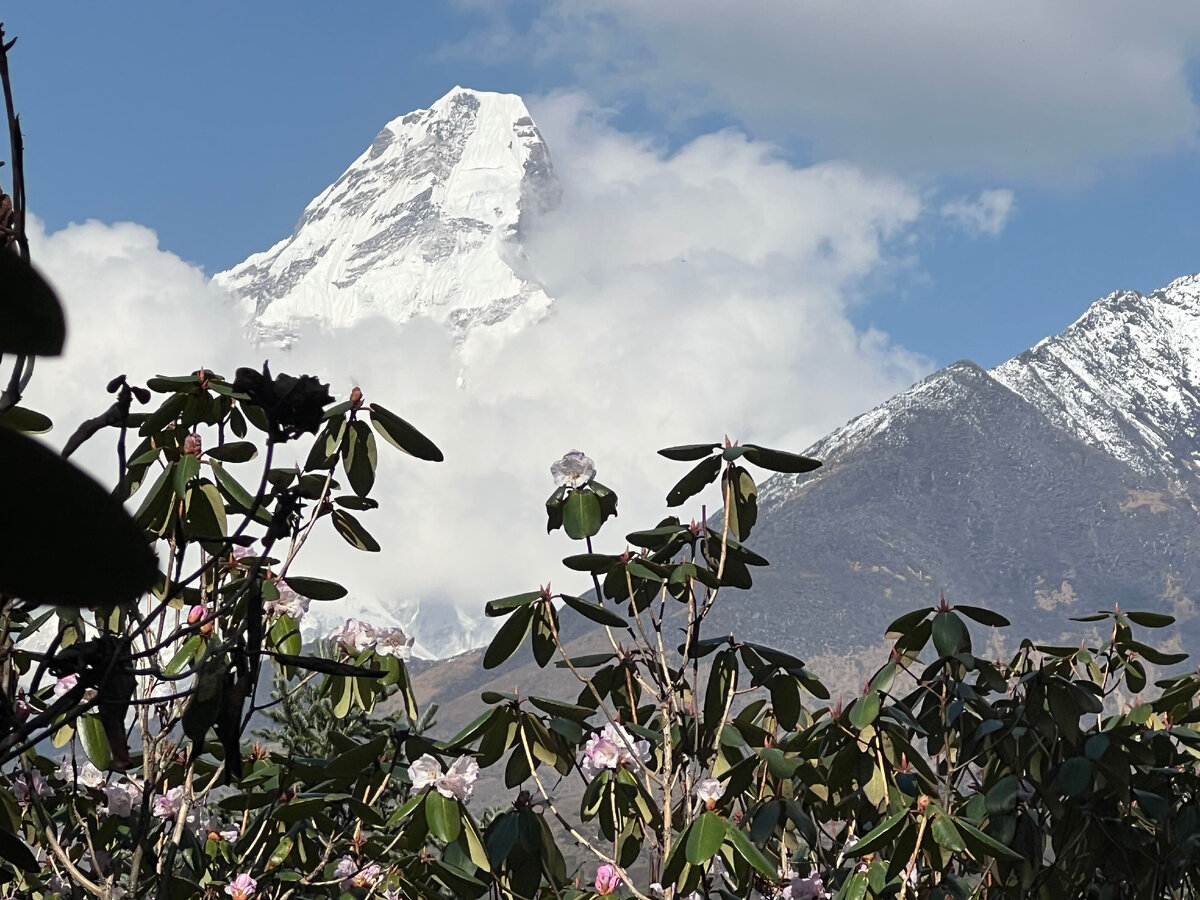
[188,605,213,636]
[183,432,202,458]
[349,386,363,409]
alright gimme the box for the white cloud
[940,188,1016,236]
[23,102,932,653]
[457,0,1200,179]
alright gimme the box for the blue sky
[7,2,1200,370]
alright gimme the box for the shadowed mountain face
[411,276,1200,718]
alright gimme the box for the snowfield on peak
[214,87,558,351]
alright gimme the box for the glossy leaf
[562,488,602,540]
[686,812,725,865]
[344,420,378,498]
[658,443,719,461]
[560,593,627,628]
[331,509,381,552]
[204,441,258,463]
[284,576,348,601]
[740,444,821,474]
[484,605,535,670]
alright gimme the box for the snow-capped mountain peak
[214,87,557,347]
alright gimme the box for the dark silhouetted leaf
[658,443,719,461]
[284,576,348,601]
[740,444,821,474]
[331,509,380,552]
[0,428,157,606]
[561,594,627,628]
[666,455,722,508]
[205,441,258,463]
[0,251,65,356]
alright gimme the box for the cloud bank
[26,99,931,653]
[941,189,1016,237]
[456,0,1200,179]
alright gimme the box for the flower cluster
[581,722,651,781]
[407,754,479,803]
[225,873,257,900]
[595,864,621,895]
[328,618,413,660]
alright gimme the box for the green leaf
[954,605,1010,627]
[955,818,1023,861]
[740,444,821,474]
[560,594,627,628]
[562,488,603,540]
[331,509,381,552]
[0,251,66,356]
[848,691,880,730]
[283,576,348,601]
[174,452,200,497]
[1126,640,1188,666]
[368,403,443,461]
[658,443,720,461]
[1125,610,1175,628]
[78,715,114,770]
[343,420,378,498]
[725,465,757,541]
[485,591,542,618]
[1055,756,1091,797]
[845,807,908,856]
[0,405,53,434]
[204,441,258,463]
[561,553,620,573]
[0,428,158,606]
[985,775,1019,815]
[483,605,534,670]
[185,482,227,545]
[885,608,931,637]
[166,634,204,676]
[425,791,462,842]
[932,611,971,657]
[722,822,777,877]
[268,654,384,678]
[666,454,722,507]
[930,813,966,852]
[686,812,725,865]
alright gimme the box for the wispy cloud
[940,189,1016,237]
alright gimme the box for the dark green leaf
[204,441,258,463]
[343,420,377,498]
[485,592,542,618]
[686,812,725,865]
[0,826,39,872]
[268,653,383,678]
[368,403,443,461]
[1125,610,1175,628]
[723,822,777,877]
[561,553,620,573]
[484,606,535,670]
[849,691,880,730]
[930,813,966,852]
[740,444,821,474]
[985,776,1019,815]
[658,443,719,461]
[174,452,200,497]
[284,577,348,601]
[560,594,627,628]
[562,488,603,540]
[425,792,462,842]
[845,808,908,856]
[0,406,52,434]
[666,455,722,507]
[331,509,380,552]
[932,611,971,657]
[1055,757,1091,797]
[954,605,1010,627]
[725,465,757,541]
[955,818,1023,860]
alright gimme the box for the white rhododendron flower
[407,754,442,790]
[329,618,377,655]
[267,582,310,621]
[374,626,414,661]
[436,756,479,803]
[582,722,650,780]
[100,780,142,817]
[695,777,725,804]
[791,874,828,900]
[56,759,106,789]
[14,770,51,801]
[551,450,596,488]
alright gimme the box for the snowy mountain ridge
[763,272,1200,510]
[214,87,557,350]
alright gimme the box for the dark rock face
[728,361,1200,661]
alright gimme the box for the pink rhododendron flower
[594,863,621,895]
[374,626,414,660]
[581,723,650,780]
[329,618,377,655]
[52,674,79,698]
[100,780,142,817]
[55,758,105,788]
[435,755,479,803]
[152,786,184,819]
[351,863,382,889]
[225,873,257,900]
[551,450,596,488]
[14,770,51,801]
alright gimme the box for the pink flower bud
[183,432,202,457]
